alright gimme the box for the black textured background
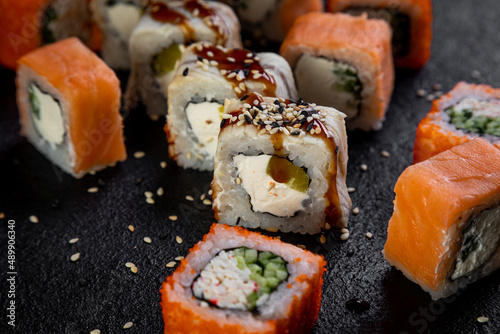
[1,0,500,333]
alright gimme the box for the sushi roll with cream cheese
[165,42,297,171]
[160,223,326,333]
[125,0,242,119]
[211,93,351,234]
[280,12,394,131]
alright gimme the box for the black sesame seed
[257,120,264,125]
[244,115,252,124]
[273,99,280,105]
[289,98,296,104]
[182,67,189,76]
[306,123,314,132]
[220,119,227,128]
[197,56,203,62]
[240,94,249,101]
[300,110,309,117]
[243,62,251,68]
[291,131,300,136]
[297,97,304,104]
[335,146,339,154]
[272,121,279,128]
[159,232,168,240]
[231,69,240,73]
[300,118,307,125]
[243,68,250,77]
[282,120,291,125]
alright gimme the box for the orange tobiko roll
[413,82,500,163]
[327,0,432,69]
[160,223,326,333]
[16,38,126,178]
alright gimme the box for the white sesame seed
[432,83,442,91]
[341,228,349,234]
[176,236,183,244]
[227,72,236,79]
[220,69,227,75]
[203,199,212,205]
[210,60,218,66]
[175,256,184,261]
[160,161,167,168]
[89,171,96,175]
[128,225,135,232]
[297,244,306,249]
[325,223,331,230]
[340,233,350,241]
[144,237,152,244]
[29,215,39,223]
[206,51,214,57]
[90,330,101,334]
[235,177,242,185]
[253,73,262,79]
[352,207,360,215]
[169,215,178,221]
[227,57,235,62]
[134,151,145,159]
[146,198,155,204]
[144,191,153,198]
[366,232,373,239]
[166,261,176,268]
[234,86,242,94]
[435,91,443,98]
[416,89,426,97]
[246,52,253,57]
[471,70,481,79]
[360,164,368,171]
[196,60,204,67]
[320,235,326,244]
[185,195,194,201]
[123,321,134,329]
[381,150,390,157]
[71,253,81,262]
[193,8,199,16]
[130,266,138,274]
[426,94,435,101]
[244,59,253,64]
[239,82,246,91]
[0,212,5,219]
[87,187,99,193]
[157,187,164,196]
[69,238,79,244]
[477,316,489,323]
[125,262,135,268]
[236,119,245,126]
[208,190,213,196]
[347,187,356,193]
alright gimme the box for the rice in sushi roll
[0,0,100,69]
[280,12,394,131]
[16,38,126,178]
[160,223,326,333]
[327,0,433,69]
[211,93,351,234]
[125,0,242,119]
[90,0,145,70]
[414,82,500,163]
[165,42,297,171]
[384,138,500,300]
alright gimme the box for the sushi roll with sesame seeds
[124,0,242,119]
[211,92,351,234]
[218,0,323,42]
[90,0,146,70]
[160,223,326,333]
[165,42,297,171]
[280,12,394,131]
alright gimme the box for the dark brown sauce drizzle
[194,45,276,98]
[150,0,227,45]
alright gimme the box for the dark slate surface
[1,0,500,333]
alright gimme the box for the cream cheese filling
[233,154,309,217]
[185,101,223,158]
[107,2,142,42]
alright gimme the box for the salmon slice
[384,138,500,300]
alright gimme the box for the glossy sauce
[346,298,371,313]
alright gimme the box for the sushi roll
[0,0,100,70]
[280,12,394,131]
[326,0,433,69]
[125,0,242,119]
[16,38,126,178]
[90,0,145,70]
[166,42,298,171]
[414,81,500,163]
[211,93,351,234]
[160,223,326,333]
[218,0,323,42]
[384,138,500,300]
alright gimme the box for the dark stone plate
[1,0,499,333]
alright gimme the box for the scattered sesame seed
[435,91,443,98]
[360,164,368,171]
[366,232,373,239]
[90,330,101,334]
[381,150,390,157]
[176,236,183,244]
[169,215,178,221]
[325,223,331,230]
[227,57,235,62]
[71,253,81,262]
[236,177,242,185]
[166,261,176,268]
[320,235,326,244]
[150,114,160,121]
[157,187,164,196]
[0,212,4,219]
[341,228,349,234]
[477,316,489,323]
[146,198,155,204]
[130,266,138,274]
[160,161,167,168]
[297,244,306,249]
[185,195,194,201]
[426,94,435,101]
[123,321,134,329]
[69,238,79,244]
[125,262,135,268]
[144,237,152,244]
[208,190,213,196]
[200,194,206,201]
[203,199,212,205]
[432,83,442,91]
[347,187,356,193]
[89,170,96,175]
[352,207,360,215]
[471,70,481,79]
[340,233,350,241]
[144,191,153,198]
[134,151,145,159]
[87,187,99,193]
[175,256,184,261]
[29,215,39,223]
[416,89,426,97]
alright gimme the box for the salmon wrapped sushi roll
[327,0,432,69]
[16,38,126,178]
[0,0,100,70]
[90,0,145,70]
[218,0,323,42]
[280,12,394,131]
[384,138,500,300]
[165,42,297,171]
[125,0,242,119]
[414,81,500,163]
[160,223,326,333]
[211,93,350,234]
